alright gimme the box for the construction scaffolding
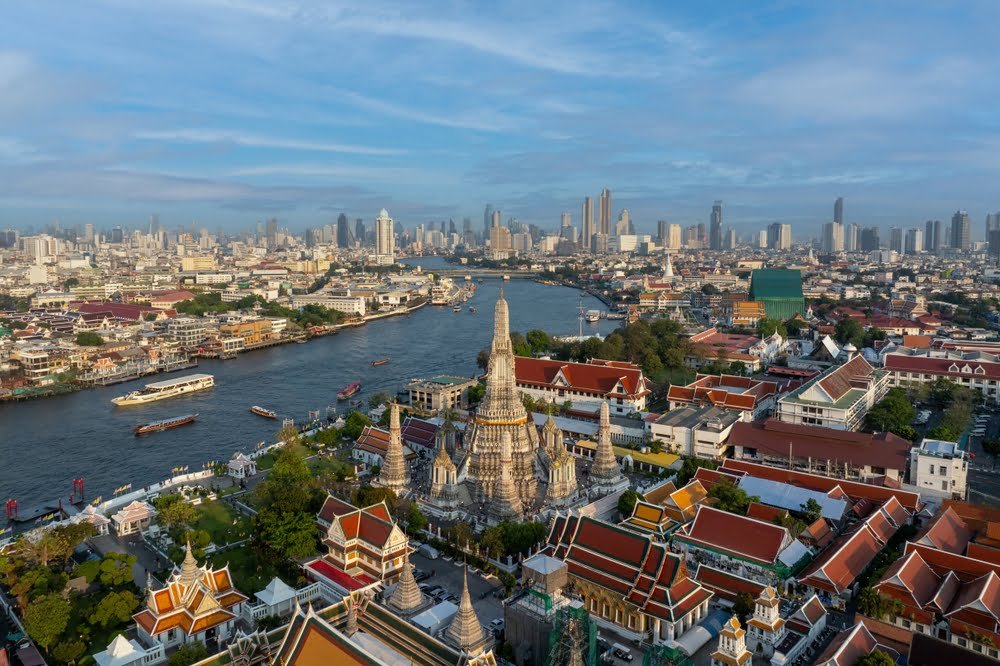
[643,644,692,666]
[545,605,597,666]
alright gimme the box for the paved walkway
[90,533,171,587]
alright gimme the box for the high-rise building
[581,197,594,250]
[598,188,611,236]
[374,208,395,262]
[924,220,935,252]
[951,210,971,251]
[491,210,501,229]
[355,219,367,246]
[846,223,859,252]
[265,218,278,248]
[0,229,18,248]
[615,209,631,236]
[860,226,881,252]
[833,197,844,225]
[889,226,903,253]
[821,222,844,253]
[709,201,723,250]
[724,227,737,250]
[336,213,353,249]
[657,220,668,246]
[668,223,682,250]
[766,223,792,250]
[987,212,1000,261]
[904,227,923,255]
[483,204,493,238]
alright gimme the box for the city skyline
[2,2,1000,233]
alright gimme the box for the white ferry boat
[585,309,601,323]
[111,374,215,406]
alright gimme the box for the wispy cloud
[134,128,405,156]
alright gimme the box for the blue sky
[1,1,998,236]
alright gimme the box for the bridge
[423,268,543,279]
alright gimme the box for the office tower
[374,208,394,261]
[590,233,608,254]
[336,213,354,248]
[0,229,17,248]
[904,227,923,255]
[697,223,706,246]
[111,226,124,243]
[834,197,844,225]
[491,210,501,229]
[987,212,1000,261]
[83,224,95,245]
[709,201,723,250]
[846,223,859,252]
[615,209,631,236]
[149,214,160,235]
[889,227,903,253]
[581,197,594,250]
[657,220,668,246]
[950,210,970,251]
[821,222,844,253]
[725,227,737,250]
[860,226,880,251]
[265,218,278,248]
[598,188,612,236]
[668,223,682,250]
[924,220,935,252]
[483,204,493,237]
[355,219,367,246]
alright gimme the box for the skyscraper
[355,219,367,246]
[483,204,493,238]
[834,197,844,225]
[821,222,844,253]
[924,220,935,252]
[987,212,1000,261]
[598,188,611,236]
[374,208,394,262]
[766,223,792,250]
[951,210,971,251]
[657,220,668,246]
[581,196,594,251]
[668,223,682,250]
[904,227,923,255]
[860,226,881,252]
[265,218,278,249]
[709,201,723,250]
[336,213,353,248]
[615,209,631,236]
[846,223,859,252]
[889,227,903,253]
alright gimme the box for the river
[0,261,616,513]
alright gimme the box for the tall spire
[377,403,409,495]
[590,402,622,488]
[179,538,200,587]
[446,565,485,651]
[388,549,425,613]
[493,287,509,353]
[489,431,524,520]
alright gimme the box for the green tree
[168,642,208,666]
[353,485,397,508]
[153,494,198,530]
[255,510,318,560]
[480,528,505,560]
[857,650,896,666]
[701,283,719,295]
[708,479,758,514]
[477,348,491,372]
[800,498,822,523]
[733,592,754,624]
[24,593,70,648]
[617,489,644,518]
[983,438,1000,457]
[52,638,87,664]
[342,411,373,441]
[255,447,318,514]
[833,318,864,348]
[674,458,719,486]
[74,331,105,346]
[526,329,553,354]
[467,382,486,405]
[757,318,788,339]
[99,552,136,587]
[509,331,532,357]
[408,503,428,534]
[63,277,79,290]
[89,590,139,627]
[865,388,916,436]
[368,392,391,409]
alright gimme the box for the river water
[0,258,615,513]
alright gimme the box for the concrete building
[407,375,478,412]
[776,356,889,431]
[373,208,395,264]
[910,439,968,499]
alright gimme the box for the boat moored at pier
[111,374,215,406]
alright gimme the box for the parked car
[612,644,634,662]
[414,569,431,582]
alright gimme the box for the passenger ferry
[111,374,215,406]
[134,414,198,435]
[338,381,362,401]
[250,405,278,419]
[585,309,601,323]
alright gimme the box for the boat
[337,381,362,401]
[371,358,390,367]
[112,374,214,406]
[250,405,278,419]
[134,413,198,435]
[502,274,510,281]
[453,305,462,312]
[469,306,477,313]
[585,309,601,323]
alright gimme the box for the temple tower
[376,403,409,495]
[489,431,525,521]
[589,402,623,492]
[388,549,425,614]
[430,437,460,510]
[445,566,485,651]
[466,289,539,503]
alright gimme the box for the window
[939,465,947,475]
[958,637,967,647]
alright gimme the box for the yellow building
[181,256,217,271]
[218,319,274,347]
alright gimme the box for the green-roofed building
[749,269,805,321]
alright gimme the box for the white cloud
[134,128,405,155]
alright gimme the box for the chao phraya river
[0,258,616,512]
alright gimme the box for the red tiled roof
[729,419,911,472]
[514,356,648,397]
[693,565,766,603]
[667,374,777,411]
[884,352,1000,381]
[678,506,789,565]
[815,356,875,401]
[905,543,1000,582]
[915,506,975,553]
[746,502,788,523]
[305,559,376,591]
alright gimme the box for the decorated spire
[377,403,409,495]
[477,291,527,423]
[590,402,622,486]
[490,431,524,520]
[179,538,200,586]
[388,549,425,613]
[446,565,485,651]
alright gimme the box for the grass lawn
[654,366,696,386]
[308,455,355,480]
[194,501,253,546]
[256,441,311,470]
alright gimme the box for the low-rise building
[667,373,778,420]
[514,356,650,415]
[313,495,410,583]
[776,356,889,431]
[910,439,968,499]
[883,346,1000,404]
[407,375,478,412]
[647,405,742,459]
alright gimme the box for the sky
[1,1,999,237]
